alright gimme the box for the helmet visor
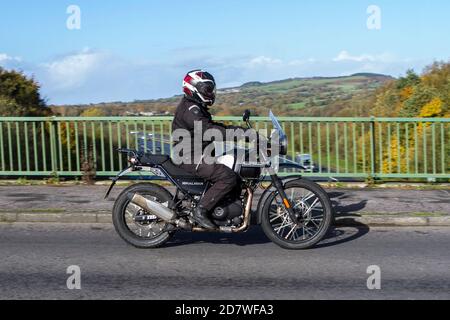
[198,81,216,100]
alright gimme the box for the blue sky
[1,0,449,104]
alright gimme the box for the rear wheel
[261,179,333,249]
[112,183,174,248]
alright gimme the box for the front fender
[255,175,304,225]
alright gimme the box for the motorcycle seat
[140,153,197,178]
[140,153,170,165]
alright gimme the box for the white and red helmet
[182,70,216,106]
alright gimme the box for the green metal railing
[0,116,448,180]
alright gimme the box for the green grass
[250,76,366,93]
[288,102,307,109]
[329,84,358,92]
[246,76,375,110]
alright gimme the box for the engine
[211,196,244,227]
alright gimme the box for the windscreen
[269,110,287,139]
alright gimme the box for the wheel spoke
[303,198,319,217]
[274,214,293,234]
[124,193,167,239]
[269,206,285,223]
[301,191,315,203]
[285,224,297,240]
[304,225,316,237]
[270,215,282,223]
[306,218,321,229]
[267,185,329,244]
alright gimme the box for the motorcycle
[106,110,333,249]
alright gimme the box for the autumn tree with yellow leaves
[373,62,449,175]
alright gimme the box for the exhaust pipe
[127,193,192,231]
[128,193,176,221]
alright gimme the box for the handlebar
[117,148,140,158]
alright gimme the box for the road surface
[0,223,449,299]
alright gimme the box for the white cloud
[40,48,106,90]
[231,56,321,83]
[0,53,22,69]
[0,53,21,63]
[34,50,181,104]
[248,56,283,67]
[287,58,316,66]
[333,50,393,63]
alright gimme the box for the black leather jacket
[172,97,243,161]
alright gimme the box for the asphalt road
[0,223,449,300]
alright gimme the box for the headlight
[279,136,288,155]
[269,134,288,156]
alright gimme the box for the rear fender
[104,166,166,199]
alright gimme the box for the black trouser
[179,163,238,211]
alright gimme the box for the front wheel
[261,179,333,250]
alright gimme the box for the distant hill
[51,73,394,117]
[350,72,391,78]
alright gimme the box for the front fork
[268,168,298,223]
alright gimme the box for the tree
[421,61,450,109]
[396,69,420,90]
[400,86,436,117]
[422,61,450,93]
[419,98,443,118]
[0,67,51,116]
[80,107,106,117]
[0,95,20,116]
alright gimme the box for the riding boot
[193,206,216,229]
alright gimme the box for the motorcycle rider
[172,70,246,229]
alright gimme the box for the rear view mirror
[243,110,251,122]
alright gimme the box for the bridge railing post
[370,116,377,180]
[48,117,58,175]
